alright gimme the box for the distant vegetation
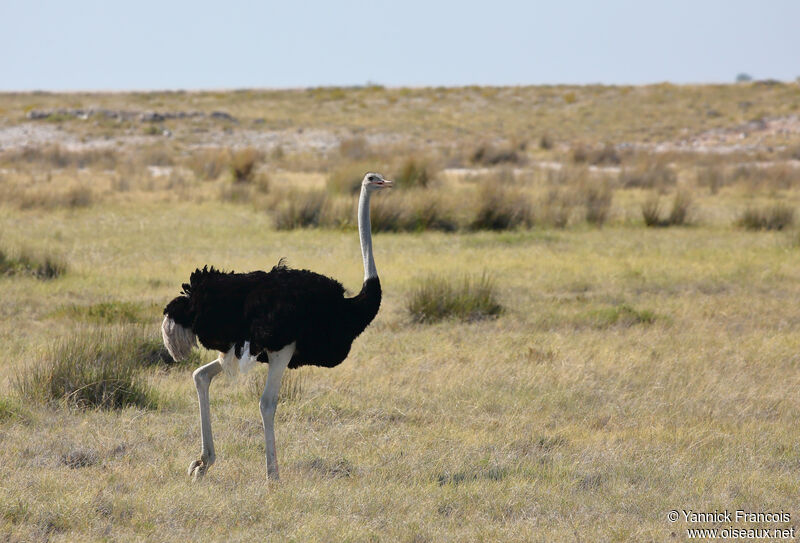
[0,246,67,279]
[407,273,503,323]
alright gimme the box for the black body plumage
[163,262,381,368]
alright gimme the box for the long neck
[358,185,377,281]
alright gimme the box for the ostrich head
[362,172,394,191]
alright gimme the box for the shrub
[187,148,230,180]
[697,166,726,194]
[64,185,93,208]
[403,192,459,232]
[51,301,161,324]
[368,194,405,232]
[470,143,523,166]
[642,191,692,227]
[737,204,795,231]
[574,143,620,166]
[619,164,676,189]
[668,190,692,226]
[230,147,260,183]
[339,136,371,160]
[407,273,503,323]
[394,158,433,189]
[3,145,118,170]
[0,247,67,279]
[540,187,577,228]
[590,143,622,166]
[586,304,657,328]
[571,145,589,164]
[274,190,328,229]
[641,195,663,227]
[327,162,371,194]
[583,182,614,226]
[470,175,533,230]
[14,326,166,409]
[0,396,27,422]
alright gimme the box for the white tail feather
[220,341,258,379]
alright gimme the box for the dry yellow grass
[1,84,800,541]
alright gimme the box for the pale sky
[0,0,798,90]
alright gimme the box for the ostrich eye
[368,176,375,181]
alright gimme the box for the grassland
[1,83,800,541]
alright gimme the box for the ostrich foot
[188,458,210,482]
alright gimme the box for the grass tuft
[50,301,161,324]
[186,148,230,180]
[407,273,503,323]
[470,143,524,166]
[737,204,795,231]
[585,304,657,328]
[470,174,533,230]
[60,448,99,469]
[583,181,614,226]
[642,190,693,227]
[229,147,260,183]
[327,162,371,194]
[0,396,28,423]
[14,326,168,409]
[620,163,676,190]
[274,190,328,229]
[0,247,67,279]
[394,158,433,189]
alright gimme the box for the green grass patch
[13,326,172,409]
[584,303,658,328]
[737,203,795,231]
[50,301,162,324]
[0,396,28,423]
[407,273,503,323]
[0,247,67,279]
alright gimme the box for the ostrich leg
[260,342,295,481]
[188,357,223,481]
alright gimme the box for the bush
[642,190,692,227]
[368,194,405,232]
[470,174,533,230]
[0,396,27,422]
[327,162,371,194]
[470,143,523,166]
[697,166,726,194]
[274,190,329,229]
[737,204,795,231]
[407,273,503,323]
[14,326,167,409]
[583,182,614,226]
[394,158,433,189]
[402,192,459,232]
[668,190,692,226]
[0,247,67,279]
[641,195,663,227]
[590,143,622,166]
[51,301,161,324]
[586,304,657,328]
[230,147,260,183]
[187,148,230,180]
[3,145,118,170]
[574,144,620,166]
[619,164,676,189]
[540,188,576,228]
[338,136,371,160]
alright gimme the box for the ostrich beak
[379,179,394,188]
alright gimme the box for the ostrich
[161,172,393,481]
